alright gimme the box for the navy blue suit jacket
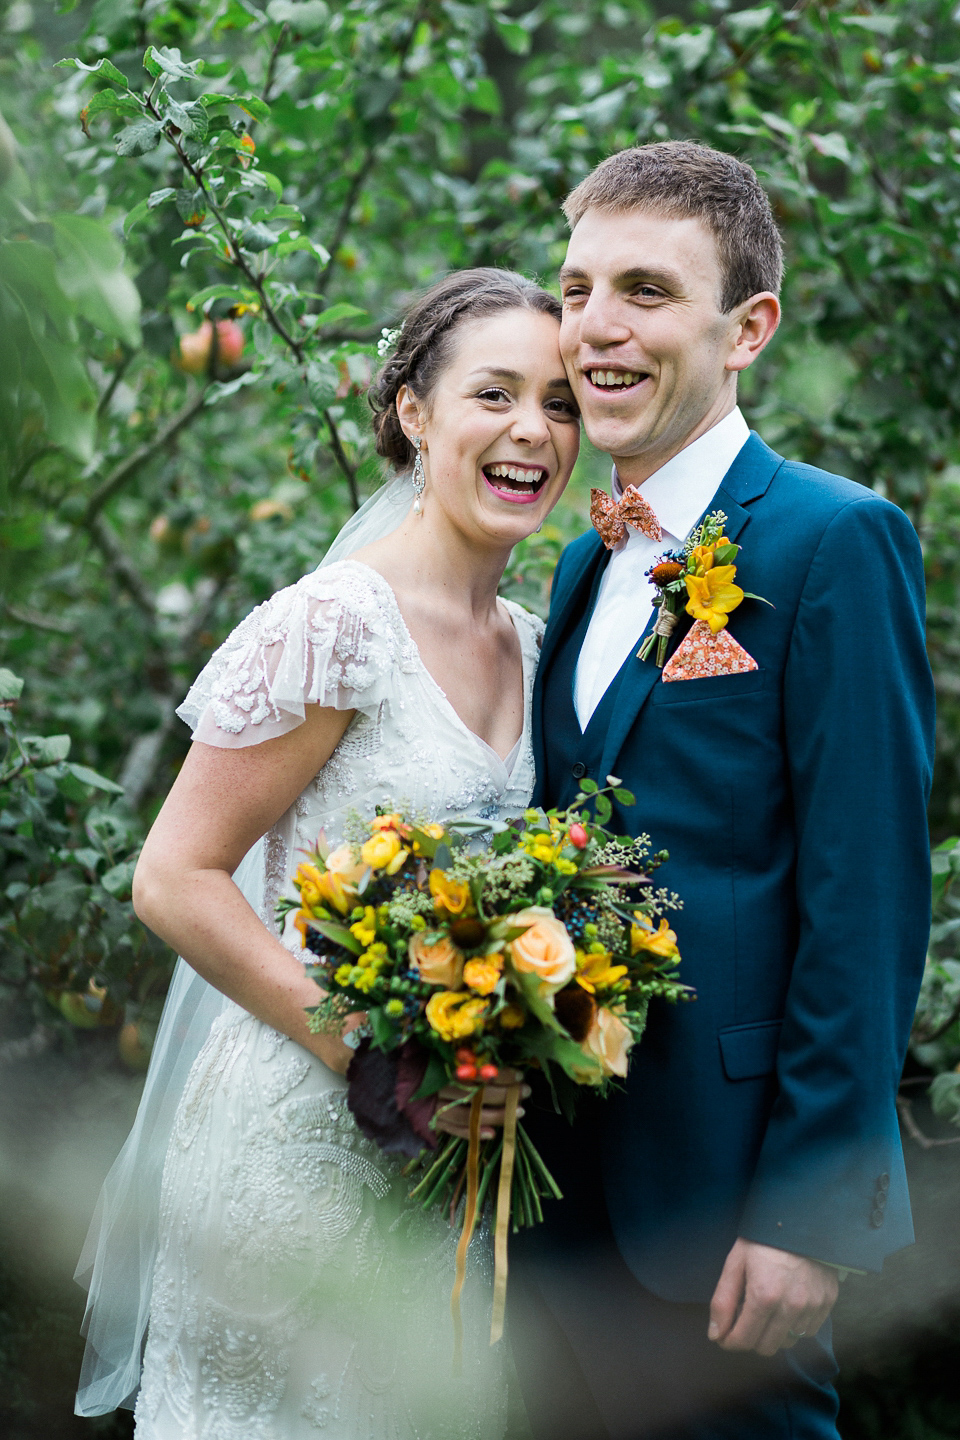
[532,434,935,1302]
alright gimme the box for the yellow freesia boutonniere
[638,510,770,667]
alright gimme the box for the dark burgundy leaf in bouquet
[394,1040,439,1149]
[346,1040,427,1158]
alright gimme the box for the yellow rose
[425,990,488,1042]
[409,933,465,988]
[370,812,403,831]
[429,869,470,915]
[463,955,503,996]
[508,907,577,993]
[361,829,402,870]
[325,845,367,884]
[581,1007,633,1079]
[631,914,680,961]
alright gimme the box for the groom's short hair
[563,140,783,312]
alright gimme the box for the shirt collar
[611,407,751,543]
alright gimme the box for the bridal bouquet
[279,782,689,1350]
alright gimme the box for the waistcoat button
[571,762,587,779]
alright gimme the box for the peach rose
[324,845,367,885]
[409,933,465,989]
[581,1007,633,1079]
[508,907,576,993]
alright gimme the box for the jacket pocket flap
[718,1019,783,1080]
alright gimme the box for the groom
[509,142,935,1440]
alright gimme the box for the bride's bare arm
[132,704,356,1073]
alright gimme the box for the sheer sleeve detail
[177,562,410,749]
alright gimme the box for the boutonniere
[637,511,770,670]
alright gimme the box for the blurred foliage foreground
[0,0,959,1134]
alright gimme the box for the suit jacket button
[572,762,587,779]
[870,1207,885,1228]
[878,1173,890,1192]
[874,1191,887,1210]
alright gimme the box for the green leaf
[493,17,532,55]
[175,188,207,224]
[266,0,329,31]
[143,46,206,82]
[594,794,612,824]
[187,282,259,312]
[52,215,141,347]
[314,302,367,328]
[84,89,143,120]
[201,93,272,122]
[240,223,280,253]
[56,56,131,88]
[368,1005,400,1049]
[116,118,164,156]
[579,776,598,794]
[712,544,739,565]
[101,859,137,897]
[204,372,258,403]
[167,99,209,141]
[65,762,124,793]
[122,198,151,235]
[148,187,177,209]
[613,788,635,806]
[310,918,363,955]
[0,669,25,702]
[411,1051,449,1100]
[24,733,71,764]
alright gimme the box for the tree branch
[86,514,157,620]
[323,409,361,512]
[84,387,210,525]
[4,602,76,635]
[262,22,289,106]
[97,345,135,418]
[316,149,377,298]
[897,1094,960,1149]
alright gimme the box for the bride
[74,266,580,1438]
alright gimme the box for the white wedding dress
[82,559,541,1440]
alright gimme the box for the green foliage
[912,837,960,1125]
[0,667,170,1041]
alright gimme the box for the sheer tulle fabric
[74,497,540,1435]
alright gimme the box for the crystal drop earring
[412,435,425,515]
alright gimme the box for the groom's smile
[559,208,776,486]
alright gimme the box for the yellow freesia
[688,535,730,576]
[425,990,488,1041]
[349,905,377,948]
[315,870,353,915]
[575,948,629,994]
[684,566,744,634]
[631,914,680,960]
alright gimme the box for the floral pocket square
[662,619,759,682]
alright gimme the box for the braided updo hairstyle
[370,268,562,470]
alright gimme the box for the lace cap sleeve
[176,562,405,749]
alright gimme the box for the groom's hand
[708,1238,839,1357]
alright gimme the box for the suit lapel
[597,433,785,781]
[539,533,606,679]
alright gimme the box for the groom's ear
[396,384,425,442]
[724,293,780,374]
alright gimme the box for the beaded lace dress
[124,560,541,1440]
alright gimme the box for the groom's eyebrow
[559,264,683,291]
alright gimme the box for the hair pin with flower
[377,325,402,358]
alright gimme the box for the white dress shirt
[573,407,751,729]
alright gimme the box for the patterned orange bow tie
[590,486,662,551]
